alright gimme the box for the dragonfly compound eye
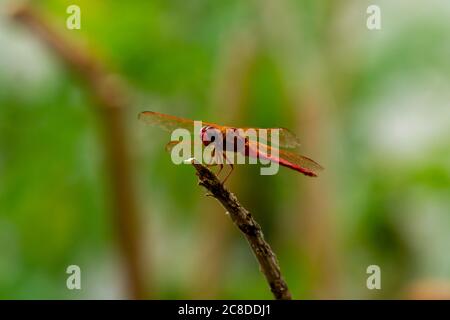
[201,126,221,146]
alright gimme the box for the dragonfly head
[200,126,221,146]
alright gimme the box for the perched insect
[139,111,323,183]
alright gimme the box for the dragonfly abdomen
[251,147,318,177]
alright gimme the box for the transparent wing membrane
[139,111,200,133]
[243,128,301,149]
[139,111,302,149]
[248,140,323,175]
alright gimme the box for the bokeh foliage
[1,0,450,299]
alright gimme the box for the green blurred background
[1,0,450,299]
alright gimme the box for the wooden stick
[189,159,292,300]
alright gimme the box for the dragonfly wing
[247,140,323,176]
[277,148,323,173]
[236,127,301,149]
[139,111,196,132]
[139,111,218,133]
[165,139,199,153]
[270,127,301,148]
[140,112,301,148]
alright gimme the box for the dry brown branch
[9,5,147,299]
[189,160,291,300]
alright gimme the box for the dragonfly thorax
[200,126,248,154]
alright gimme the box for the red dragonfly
[139,111,323,182]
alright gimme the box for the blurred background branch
[9,4,147,299]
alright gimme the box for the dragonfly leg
[216,164,224,176]
[221,152,234,184]
[222,163,234,184]
[211,148,225,177]
[207,147,216,166]
[205,147,220,174]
